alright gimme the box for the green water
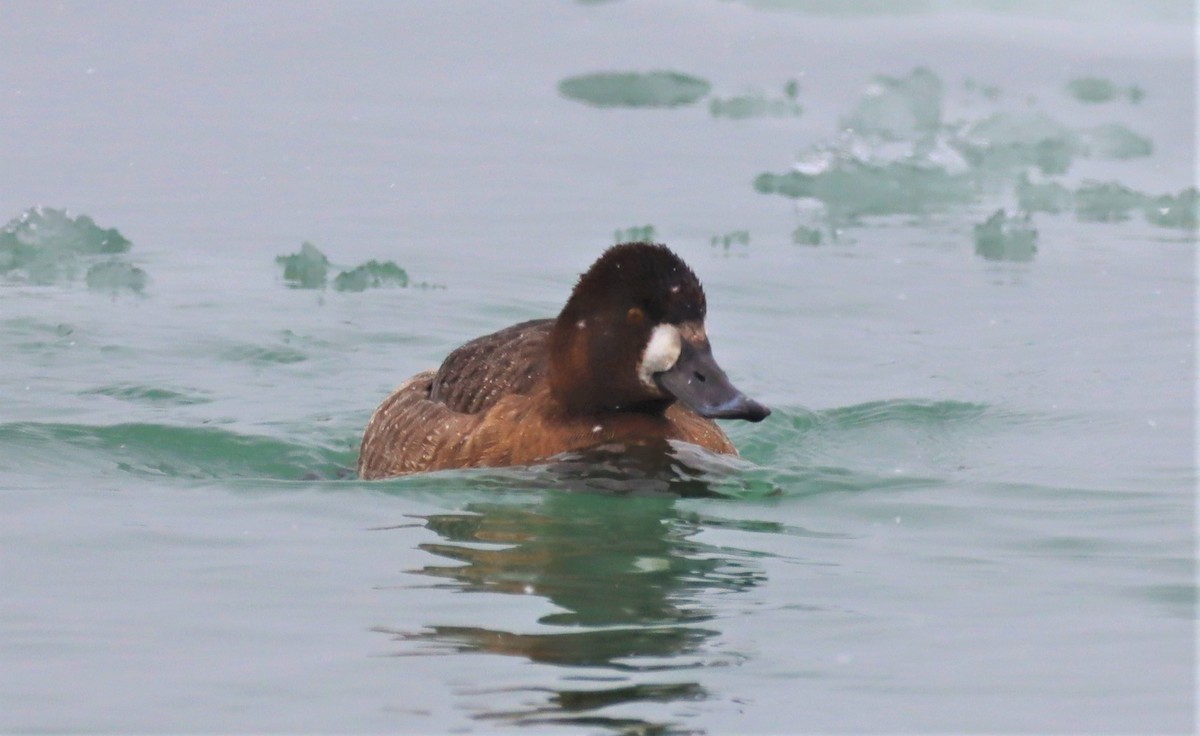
[1,2,1195,733]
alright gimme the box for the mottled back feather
[428,319,552,414]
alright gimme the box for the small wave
[363,437,937,501]
[0,399,1011,496]
[814,398,993,429]
[366,441,773,499]
[80,383,213,406]
[731,399,1026,494]
[739,398,996,439]
[356,403,991,500]
[0,421,354,480]
[219,344,308,365]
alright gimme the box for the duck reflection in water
[374,443,768,732]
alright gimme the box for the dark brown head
[549,242,769,422]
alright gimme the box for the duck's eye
[626,306,645,325]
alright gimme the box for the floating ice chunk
[275,241,330,289]
[1065,77,1144,104]
[334,260,409,292]
[754,170,814,199]
[614,225,656,244]
[558,71,710,108]
[710,230,749,249]
[863,138,917,165]
[1016,173,1072,214]
[840,67,943,141]
[974,209,1037,262]
[0,206,131,274]
[1074,181,1146,222]
[791,225,822,246]
[962,77,1003,101]
[797,129,967,177]
[0,207,136,285]
[953,111,1079,176]
[710,94,803,119]
[0,207,130,261]
[709,80,803,119]
[793,143,840,176]
[1080,123,1152,160]
[276,242,426,291]
[86,259,148,293]
[1066,77,1119,103]
[756,133,973,219]
[1142,188,1198,230]
[919,134,970,176]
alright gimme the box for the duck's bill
[655,340,770,422]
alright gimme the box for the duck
[357,241,769,479]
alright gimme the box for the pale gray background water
[1,2,1195,733]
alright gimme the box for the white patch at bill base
[637,323,682,390]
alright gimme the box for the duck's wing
[358,370,456,478]
[358,319,554,479]
[428,318,553,414]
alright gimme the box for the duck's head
[549,242,770,422]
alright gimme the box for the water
[1,2,1195,733]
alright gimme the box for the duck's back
[429,319,551,413]
[357,319,552,478]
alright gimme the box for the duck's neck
[549,318,667,418]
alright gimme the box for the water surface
[1,2,1195,733]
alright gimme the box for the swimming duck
[357,242,769,479]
